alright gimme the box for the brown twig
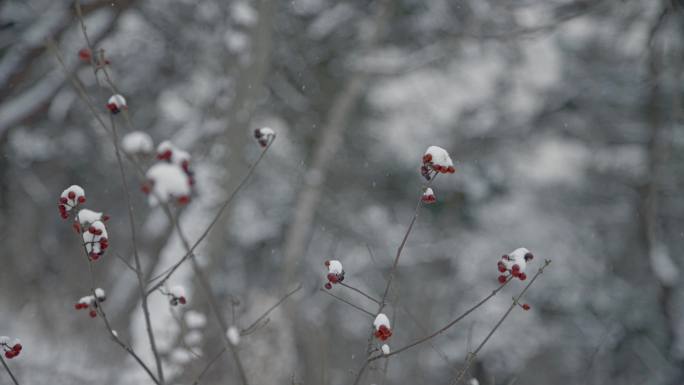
[450,260,552,385]
[320,289,375,317]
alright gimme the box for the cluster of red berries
[0,337,22,359]
[323,260,345,290]
[373,314,393,341]
[74,289,106,319]
[106,94,127,114]
[496,250,534,284]
[254,127,276,148]
[58,186,86,219]
[84,225,109,261]
[421,187,436,204]
[422,153,456,175]
[374,324,392,341]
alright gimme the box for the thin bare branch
[320,289,375,317]
[339,282,381,305]
[0,355,19,385]
[450,260,552,385]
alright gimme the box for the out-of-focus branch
[320,289,375,318]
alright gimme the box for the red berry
[177,195,190,205]
[447,166,456,173]
[73,223,81,234]
[422,154,432,163]
[77,196,86,204]
[512,264,520,272]
[74,303,81,310]
[5,351,14,359]
[327,273,338,283]
[522,304,531,311]
[58,204,66,212]
[68,191,76,199]
[502,254,510,260]
[324,283,332,290]
[78,48,91,61]
[518,273,527,281]
[498,265,506,273]
[13,344,22,352]
[102,215,110,221]
[324,260,330,267]
[511,269,520,277]
[89,310,97,318]
[179,296,186,305]
[59,197,68,204]
[157,150,172,161]
[61,212,69,219]
[498,275,507,284]
[524,252,534,261]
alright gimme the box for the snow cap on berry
[423,146,455,174]
[327,260,343,275]
[373,313,391,331]
[77,209,104,226]
[145,163,192,206]
[95,288,106,302]
[502,247,530,273]
[421,187,436,204]
[227,326,240,346]
[107,94,127,114]
[253,127,276,148]
[122,131,154,155]
[60,185,86,213]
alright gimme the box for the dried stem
[450,260,552,385]
[320,289,375,317]
[339,282,381,305]
[369,277,514,362]
[0,355,19,385]
[191,284,303,385]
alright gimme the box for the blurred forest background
[1,0,684,384]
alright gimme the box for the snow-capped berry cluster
[163,285,187,306]
[74,288,106,318]
[106,94,127,114]
[59,186,110,260]
[142,141,194,205]
[497,247,534,284]
[373,313,392,341]
[0,336,22,359]
[82,217,109,261]
[121,131,154,155]
[421,146,455,180]
[58,185,86,219]
[421,187,436,204]
[323,260,345,290]
[253,127,276,148]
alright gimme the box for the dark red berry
[179,296,186,305]
[177,195,190,205]
[524,252,534,261]
[13,344,22,352]
[324,260,330,267]
[512,264,520,272]
[422,154,432,163]
[522,304,530,311]
[324,283,332,290]
[157,150,172,161]
[498,275,507,284]
[78,48,91,61]
[102,215,110,221]
[60,197,68,204]
[89,310,97,318]
[68,191,76,199]
[518,273,527,281]
[77,196,86,204]
[5,351,14,359]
